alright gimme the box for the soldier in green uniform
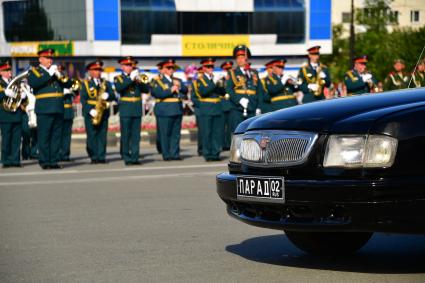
[411,59,425,88]
[80,60,115,164]
[114,56,150,165]
[298,46,331,103]
[193,58,223,161]
[258,60,273,114]
[384,59,410,91]
[219,61,233,150]
[344,55,379,96]
[27,49,73,169]
[0,60,25,168]
[225,45,262,135]
[151,59,188,161]
[60,85,77,161]
[264,59,298,111]
[21,110,38,160]
[190,66,204,156]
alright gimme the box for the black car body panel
[217,88,425,234]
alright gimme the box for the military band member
[344,55,378,95]
[194,58,224,161]
[298,46,331,103]
[151,59,188,161]
[60,86,77,162]
[411,59,425,88]
[114,56,149,165]
[225,45,261,135]
[219,61,233,150]
[21,112,38,160]
[264,59,298,111]
[384,59,410,91]
[27,49,73,169]
[0,60,25,168]
[191,66,204,156]
[258,60,273,114]
[80,60,115,164]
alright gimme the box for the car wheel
[284,230,373,256]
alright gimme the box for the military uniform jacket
[80,78,115,118]
[264,73,297,103]
[63,91,75,120]
[344,69,378,95]
[151,75,188,117]
[225,67,261,112]
[114,74,149,117]
[0,77,24,123]
[411,71,425,88]
[27,66,73,114]
[298,62,331,98]
[384,72,409,91]
[194,74,223,116]
[216,76,232,112]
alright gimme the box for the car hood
[240,88,425,134]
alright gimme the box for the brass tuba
[3,70,29,112]
[91,79,109,126]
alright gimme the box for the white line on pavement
[0,171,219,187]
[0,163,227,177]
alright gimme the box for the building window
[342,12,351,23]
[121,0,306,44]
[3,0,87,42]
[411,10,420,23]
[392,11,399,24]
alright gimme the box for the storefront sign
[182,35,250,57]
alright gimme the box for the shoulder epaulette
[31,67,42,78]
[154,77,167,90]
[114,75,123,83]
[198,76,208,87]
[345,70,356,81]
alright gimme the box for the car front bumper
[216,172,425,234]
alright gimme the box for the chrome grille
[240,130,318,167]
[266,138,310,163]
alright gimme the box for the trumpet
[70,79,81,92]
[136,73,149,84]
[3,70,29,112]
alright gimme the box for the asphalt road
[1,145,425,283]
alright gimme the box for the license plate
[237,176,285,203]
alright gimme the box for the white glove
[281,73,291,85]
[239,97,249,109]
[101,92,109,100]
[20,84,31,99]
[89,109,98,117]
[308,83,319,92]
[48,64,58,77]
[5,88,15,97]
[361,73,372,83]
[319,71,327,79]
[63,88,71,95]
[130,69,139,81]
[255,108,261,116]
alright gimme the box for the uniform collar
[39,64,50,73]
[164,74,172,83]
[204,73,212,80]
[1,76,10,84]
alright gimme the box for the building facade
[333,0,425,37]
[0,0,331,74]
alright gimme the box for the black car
[216,88,425,256]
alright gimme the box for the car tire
[284,230,373,256]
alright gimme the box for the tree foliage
[324,0,425,82]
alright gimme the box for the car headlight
[229,134,243,163]
[323,135,398,168]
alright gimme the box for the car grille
[240,130,318,167]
